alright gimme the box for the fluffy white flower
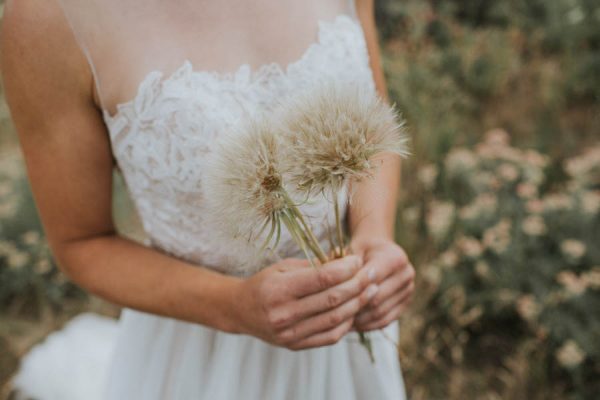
[522,215,547,236]
[279,82,410,196]
[556,340,586,368]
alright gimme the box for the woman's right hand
[233,255,379,350]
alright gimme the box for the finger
[287,255,363,298]
[288,317,354,350]
[359,302,410,332]
[284,262,376,324]
[266,266,375,331]
[355,281,413,327]
[274,258,312,272]
[365,250,409,284]
[278,284,378,344]
[365,264,414,308]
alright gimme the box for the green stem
[333,192,346,257]
[359,332,375,363]
[281,212,316,268]
[281,191,328,264]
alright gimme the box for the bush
[0,150,85,317]
[402,131,600,398]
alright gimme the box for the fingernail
[367,284,379,300]
[368,267,376,282]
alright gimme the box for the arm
[350,0,415,331]
[1,0,376,349]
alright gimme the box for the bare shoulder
[1,0,94,128]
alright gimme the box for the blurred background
[1,0,599,399]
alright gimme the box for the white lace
[102,15,376,276]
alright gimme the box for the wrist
[219,276,246,334]
[350,228,394,248]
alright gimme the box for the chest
[102,15,374,194]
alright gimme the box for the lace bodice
[91,13,376,276]
[98,14,376,276]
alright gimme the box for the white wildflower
[482,218,512,254]
[556,271,587,296]
[457,236,483,258]
[445,148,477,175]
[418,164,438,190]
[280,82,409,196]
[426,201,455,241]
[516,294,540,322]
[560,239,586,262]
[556,340,586,368]
[522,215,547,236]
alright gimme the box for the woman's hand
[233,255,379,350]
[350,238,415,332]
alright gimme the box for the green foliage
[402,132,600,399]
[0,151,85,316]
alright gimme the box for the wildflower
[523,150,549,169]
[516,182,538,199]
[279,83,408,261]
[473,171,500,190]
[581,191,600,215]
[482,218,512,254]
[560,239,586,262]
[522,215,547,236]
[526,199,544,214]
[426,200,455,241]
[496,163,519,183]
[483,128,510,146]
[402,206,420,225]
[581,267,600,289]
[21,231,41,246]
[35,259,52,274]
[459,193,497,221]
[564,145,600,185]
[445,148,477,175]
[8,251,29,270]
[418,164,438,190]
[475,261,491,280]
[556,271,587,296]
[543,193,572,211]
[204,118,327,265]
[516,294,540,321]
[556,340,586,368]
[457,236,483,258]
[439,250,459,269]
[496,289,518,306]
[0,197,18,219]
[281,82,409,196]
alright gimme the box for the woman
[2,0,415,398]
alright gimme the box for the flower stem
[281,191,328,264]
[281,212,316,268]
[333,192,346,257]
[359,333,375,363]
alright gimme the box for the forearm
[55,234,243,333]
[348,154,401,243]
[350,0,402,244]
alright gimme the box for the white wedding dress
[12,0,406,398]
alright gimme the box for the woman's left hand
[349,237,415,332]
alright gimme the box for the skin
[0,0,414,350]
[350,0,416,333]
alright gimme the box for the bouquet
[205,82,409,361]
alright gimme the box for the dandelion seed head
[204,118,288,246]
[280,83,410,196]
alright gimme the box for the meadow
[1,1,599,398]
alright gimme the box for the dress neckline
[101,14,361,123]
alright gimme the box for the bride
[1,0,415,398]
